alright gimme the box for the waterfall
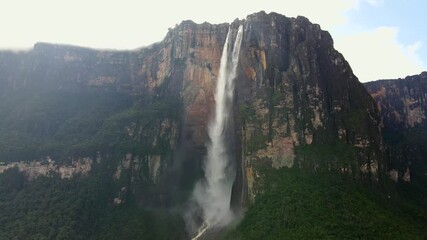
[188,25,243,239]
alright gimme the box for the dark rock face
[364,72,427,185]
[234,12,383,202]
[365,72,427,131]
[0,11,385,206]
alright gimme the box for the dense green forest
[224,168,427,240]
[2,165,426,239]
[0,165,187,240]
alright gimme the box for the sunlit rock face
[142,11,384,204]
[365,72,427,184]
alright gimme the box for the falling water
[189,25,243,240]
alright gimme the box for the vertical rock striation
[365,72,427,184]
[233,12,383,202]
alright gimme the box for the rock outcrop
[231,12,383,202]
[0,11,385,206]
[0,157,93,180]
[365,72,427,130]
[365,72,427,184]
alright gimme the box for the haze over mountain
[0,10,426,240]
[1,0,426,81]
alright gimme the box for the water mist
[187,25,244,239]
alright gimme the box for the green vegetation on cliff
[0,88,131,162]
[0,87,181,163]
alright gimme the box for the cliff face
[148,12,384,203]
[364,73,427,185]
[233,13,383,201]
[0,11,384,206]
[364,72,427,130]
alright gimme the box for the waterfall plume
[186,25,243,239]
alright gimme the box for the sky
[0,0,425,82]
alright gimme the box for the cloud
[366,0,384,6]
[0,0,357,49]
[334,27,425,81]
[407,41,423,52]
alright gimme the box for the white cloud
[334,27,425,82]
[366,0,384,6]
[0,0,356,49]
[403,41,425,72]
[406,41,423,57]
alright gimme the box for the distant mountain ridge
[365,72,427,185]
